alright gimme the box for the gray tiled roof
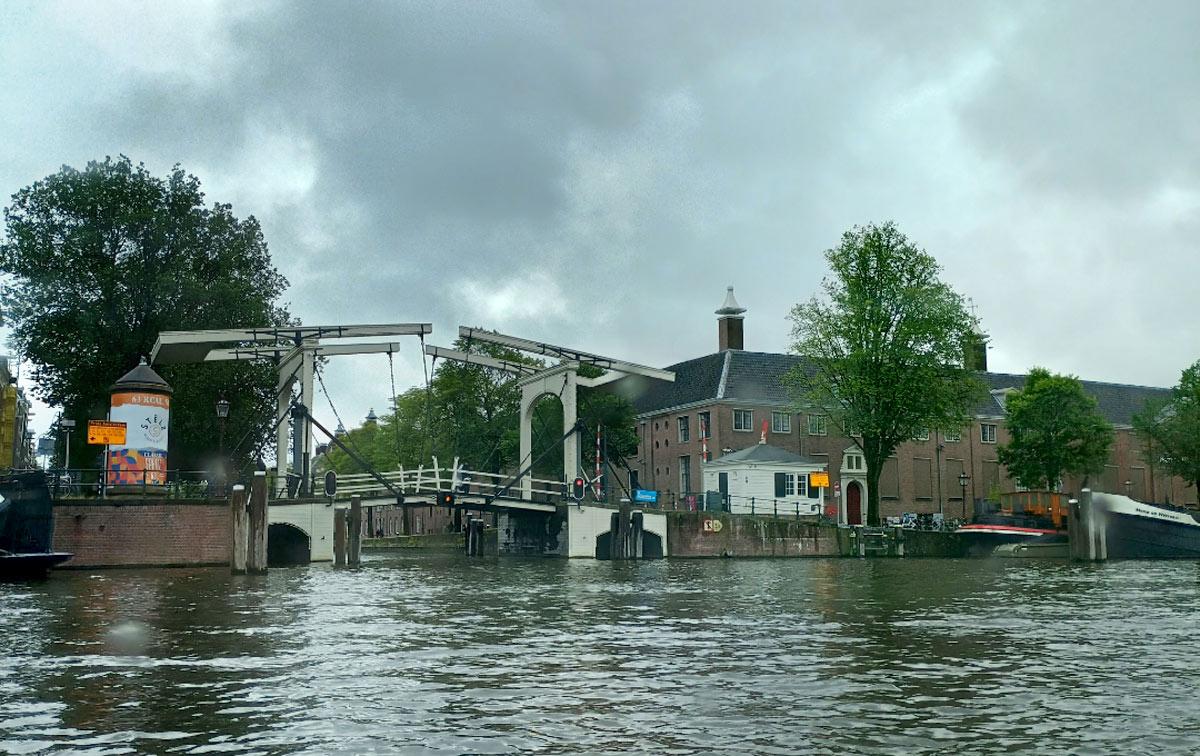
[974,372,1168,425]
[705,442,823,467]
[620,350,1169,426]
[613,351,727,413]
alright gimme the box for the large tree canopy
[996,368,1113,490]
[786,221,983,525]
[1134,360,1200,493]
[1,156,291,472]
[322,339,638,492]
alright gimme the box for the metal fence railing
[9,468,232,500]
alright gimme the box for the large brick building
[615,288,1193,523]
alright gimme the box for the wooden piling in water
[247,471,268,574]
[465,518,485,556]
[348,495,362,566]
[229,484,248,574]
[334,509,347,567]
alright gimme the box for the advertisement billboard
[107,390,170,486]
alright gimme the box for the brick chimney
[716,286,746,351]
[963,329,988,371]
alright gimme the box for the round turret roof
[111,357,172,394]
[715,285,747,316]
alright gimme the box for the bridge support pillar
[518,364,580,500]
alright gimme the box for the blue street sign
[633,489,658,503]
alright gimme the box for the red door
[846,481,862,525]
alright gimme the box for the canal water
[2,554,1199,754]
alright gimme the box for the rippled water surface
[3,554,1200,754]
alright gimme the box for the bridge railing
[330,462,569,503]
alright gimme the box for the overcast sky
[3,0,1199,442]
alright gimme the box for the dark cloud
[2,0,1198,435]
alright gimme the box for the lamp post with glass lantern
[216,397,230,496]
[958,471,970,519]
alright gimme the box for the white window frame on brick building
[981,423,997,444]
[771,411,791,433]
[734,409,753,432]
[698,411,712,439]
[678,416,690,443]
[943,428,961,443]
[807,414,827,436]
[679,455,692,493]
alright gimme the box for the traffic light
[439,491,455,507]
[571,477,586,501]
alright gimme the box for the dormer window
[991,388,1017,411]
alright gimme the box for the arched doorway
[268,523,311,567]
[846,481,863,525]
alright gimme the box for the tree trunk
[866,466,883,526]
[864,439,884,526]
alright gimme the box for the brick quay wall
[52,499,230,568]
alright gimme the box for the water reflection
[2,556,1200,753]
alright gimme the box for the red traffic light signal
[571,477,586,501]
[439,491,455,507]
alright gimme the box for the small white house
[702,442,828,516]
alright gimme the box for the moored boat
[956,491,1067,557]
[1090,493,1200,559]
[0,471,72,578]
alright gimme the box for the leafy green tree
[1134,361,1200,492]
[996,368,1113,490]
[320,343,640,488]
[1,156,290,473]
[786,222,984,525]
[431,337,537,475]
[322,388,445,476]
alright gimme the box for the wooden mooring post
[348,495,362,567]
[246,470,268,574]
[334,509,347,567]
[1068,489,1106,561]
[229,484,248,574]
[465,518,486,556]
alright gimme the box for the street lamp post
[216,397,231,497]
[59,418,75,473]
[958,471,970,520]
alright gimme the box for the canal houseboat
[956,491,1066,556]
[1088,492,1200,559]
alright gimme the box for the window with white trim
[807,415,827,436]
[771,411,791,433]
[678,416,690,443]
[981,424,997,444]
[844,453,865,471]
[733,409,753,431]
[943,429,961,443]
[698,411,712,439]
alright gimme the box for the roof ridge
[981,370,1169,392]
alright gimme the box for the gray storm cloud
[2,0,1198,435]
